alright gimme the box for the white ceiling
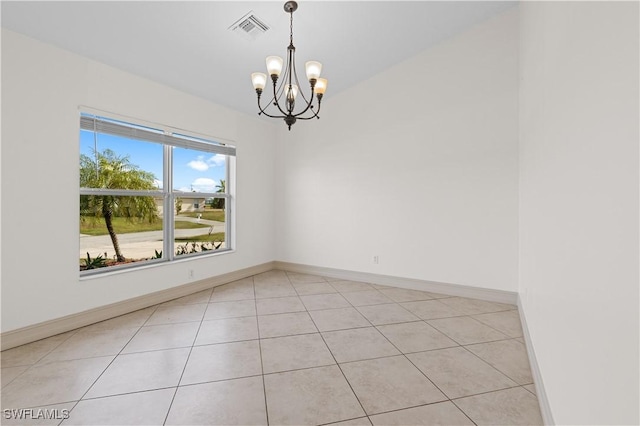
[1,1,515,117]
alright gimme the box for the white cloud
[191,177,218,192]
[207,154,226,166]
[186,154,225,172]
[153,179,163,189]
[187,158,209,171]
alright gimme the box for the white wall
[276,9,519,292]
[1,29,277,332]
[518,2,639,424]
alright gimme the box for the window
[79,113,235,274]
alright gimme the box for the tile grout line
[371,320,460,350]
[317,415,372,426]
[305,302,371,423]
[292,272,374,420]
[71,385,178,402]
[179,372,265,389]
[1,364,32,390]
[459,341,528,386]
[160,299,209,426]
[460,337,537,388]
[450,382,532,401]
[443,380,536,424]
[0,367,27,391]
[254,276,270,426]
[60,303,162,425]
[467,312,524,340]
[521,383,537,396]
[458,315,512,337]
[399,351,479,426]
[263,362,338,377]
[360,400,475,425]
[426,316,512,346]
[0,326,82,391]
[367,312,453,401]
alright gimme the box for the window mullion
[173,192,230,199]
[164,145,174,262]
[79,188,164,197]
[226,155,232,250]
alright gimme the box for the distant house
[180,198,206,213]
[154,196,206,216]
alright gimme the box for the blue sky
[80,130,226,193]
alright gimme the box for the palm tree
[80,149,158,262]
[211,179,226,209]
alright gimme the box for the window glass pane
[80,195,164,271]
[79,113,234,275]
[80,129,163,190]
[173,146,226,194]
[174,196,227,257]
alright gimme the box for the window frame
[79,110,235,276]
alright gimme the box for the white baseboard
[0,261,275,351]
[517,295,555,425]
[274,261,518,305]
[1,261,517,351]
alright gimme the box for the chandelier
[250,1,327,130]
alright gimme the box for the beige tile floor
[1,270,543,425]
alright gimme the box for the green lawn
[80,217,209,236]
[175,232,225,242]
[179,209,225,222]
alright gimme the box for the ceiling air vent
[229,12,270,41]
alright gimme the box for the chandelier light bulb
[315,78,328,95]
[286,84,299,100]
[251,72,267,90]
[266,56,284,77]
[305,61,322,81]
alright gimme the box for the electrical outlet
[373,255,379,265]
[188,269,194,279]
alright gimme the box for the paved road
[80,217,225,259]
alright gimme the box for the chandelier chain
[289,10,294,46]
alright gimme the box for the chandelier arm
[297,97,322,120]
[256,90,285,118]
[296,107,319,120]
[291,52,310,107]
[287,45,316,118]
[296,108,319,120]
[291,87,316,118]
[257,90,286,118]
[270,77,291,117]
[270,53,294,117]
